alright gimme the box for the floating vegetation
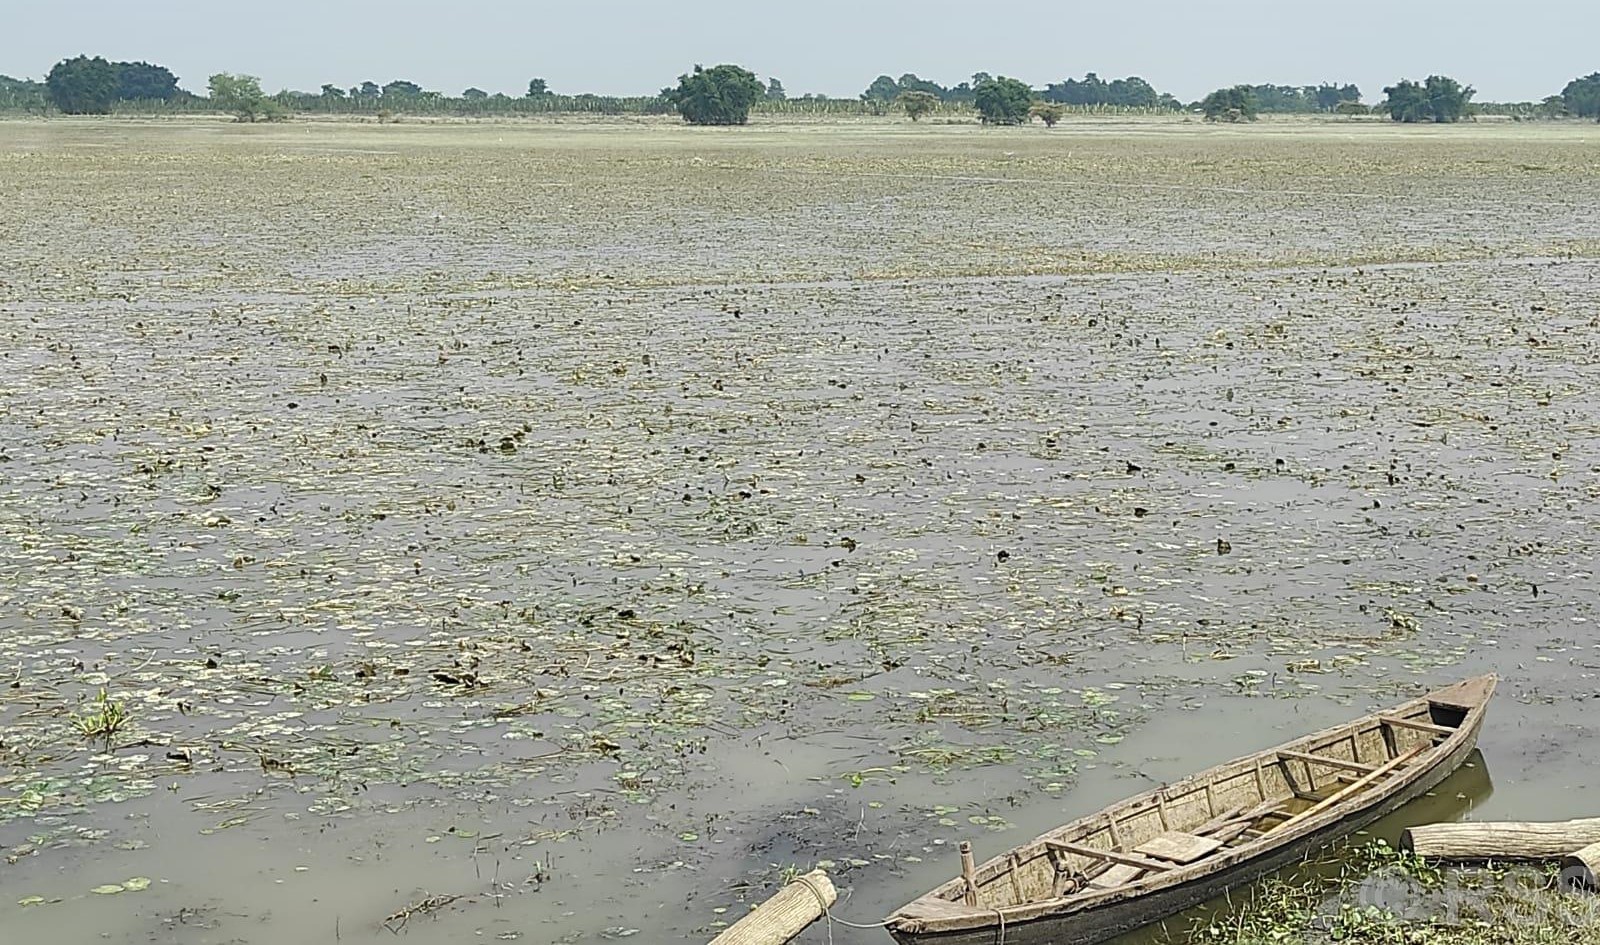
[71,690,130,746]
[1,118,1597,943]
[1176,841,1600,944]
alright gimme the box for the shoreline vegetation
[0,103,1586,127]
[4,60,1597,125]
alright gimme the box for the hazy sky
[6,0,1596,102]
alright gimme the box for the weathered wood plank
[1379,715,1454,737]
[1194,805,1247,835]
[1044,840,1173,873]
[1086,863,1145,890]
[1134,832,1224,864]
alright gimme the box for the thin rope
[788,874,891,944]
[990,907,1006,945]
[787,875,1005,945]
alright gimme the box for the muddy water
[1,119,1599,944]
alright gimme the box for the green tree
[45,55,118,114]
[862,74,899,102]
[382,80,423,98]
[113,61,179,101]
[320,84,345,99]
[1200,86,1258,122]
[527,78,550,97]
[1424,75,1473,122]
[1381,79,1427,122]
[766,78,786,101]
[1314,83,1362,112]
[897,73,945,98]
[897,89,938,121]
[1381,76,1473,123]
[666,64,764,125]
[1562,73,1600,119]
[462,87,488,100]
[973,75,1033,124]
[1030,101,1066,127]
[208,73,284,122]
[356,81,381,99]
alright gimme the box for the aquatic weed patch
[1,119,1599,942]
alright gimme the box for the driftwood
[709,870,836,945]
[1401,818,1600,861]
[1563,842,1600,890]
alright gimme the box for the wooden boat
[886,674,1496,945]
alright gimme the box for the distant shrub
[208,73,285,122]
[666,64,764,126]
[897,90,938,122]
[1029,101,1066,127]
[974,76,1033,125]
[1201,86,1259,122]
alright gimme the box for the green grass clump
[1181,840,1600,945]
[73,688,130,745]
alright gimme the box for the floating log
[1563,842,1600,891]
[1401,818,1600,861]
[709,869,836,945]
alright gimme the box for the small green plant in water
[74,689,129,745]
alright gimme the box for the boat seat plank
[1279,749,1378,775]
[1379,715,1454,737]
[1207,820,1253,844]
[1085,863,1144,890]
[1194,805,1247,835]
[1043,840,1173,873]
[1134,831,1224,864]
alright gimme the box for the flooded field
[2,116,1599,944]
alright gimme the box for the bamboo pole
[960,841,979,906]
[1403,819,1600,861]
[708,870,836,945]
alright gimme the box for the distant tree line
[0,74,48,113]
[13,54,1600,126]
[1040,73,1183,110]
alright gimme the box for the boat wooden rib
[886,674,1496,945]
